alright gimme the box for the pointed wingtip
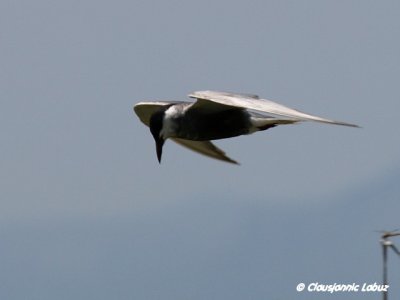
[317,119,361,128]
[225,158,240,165]
[340,122,361,128]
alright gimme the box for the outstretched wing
[171,138,238,164]
[189,90,359,127]
[134,101,184,126]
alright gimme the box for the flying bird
[134,90,359,164]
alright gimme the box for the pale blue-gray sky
[1,1,400,299]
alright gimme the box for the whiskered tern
[134,90,359,164]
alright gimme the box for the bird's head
[149,109,166,163]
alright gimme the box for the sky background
[1,0,400,299]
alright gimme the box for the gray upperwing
[189,90,359,127]
[171,138,239,164]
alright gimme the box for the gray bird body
[134,90,359,164]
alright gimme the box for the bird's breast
[175,109,251,141]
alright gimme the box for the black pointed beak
[155,137,165,163]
